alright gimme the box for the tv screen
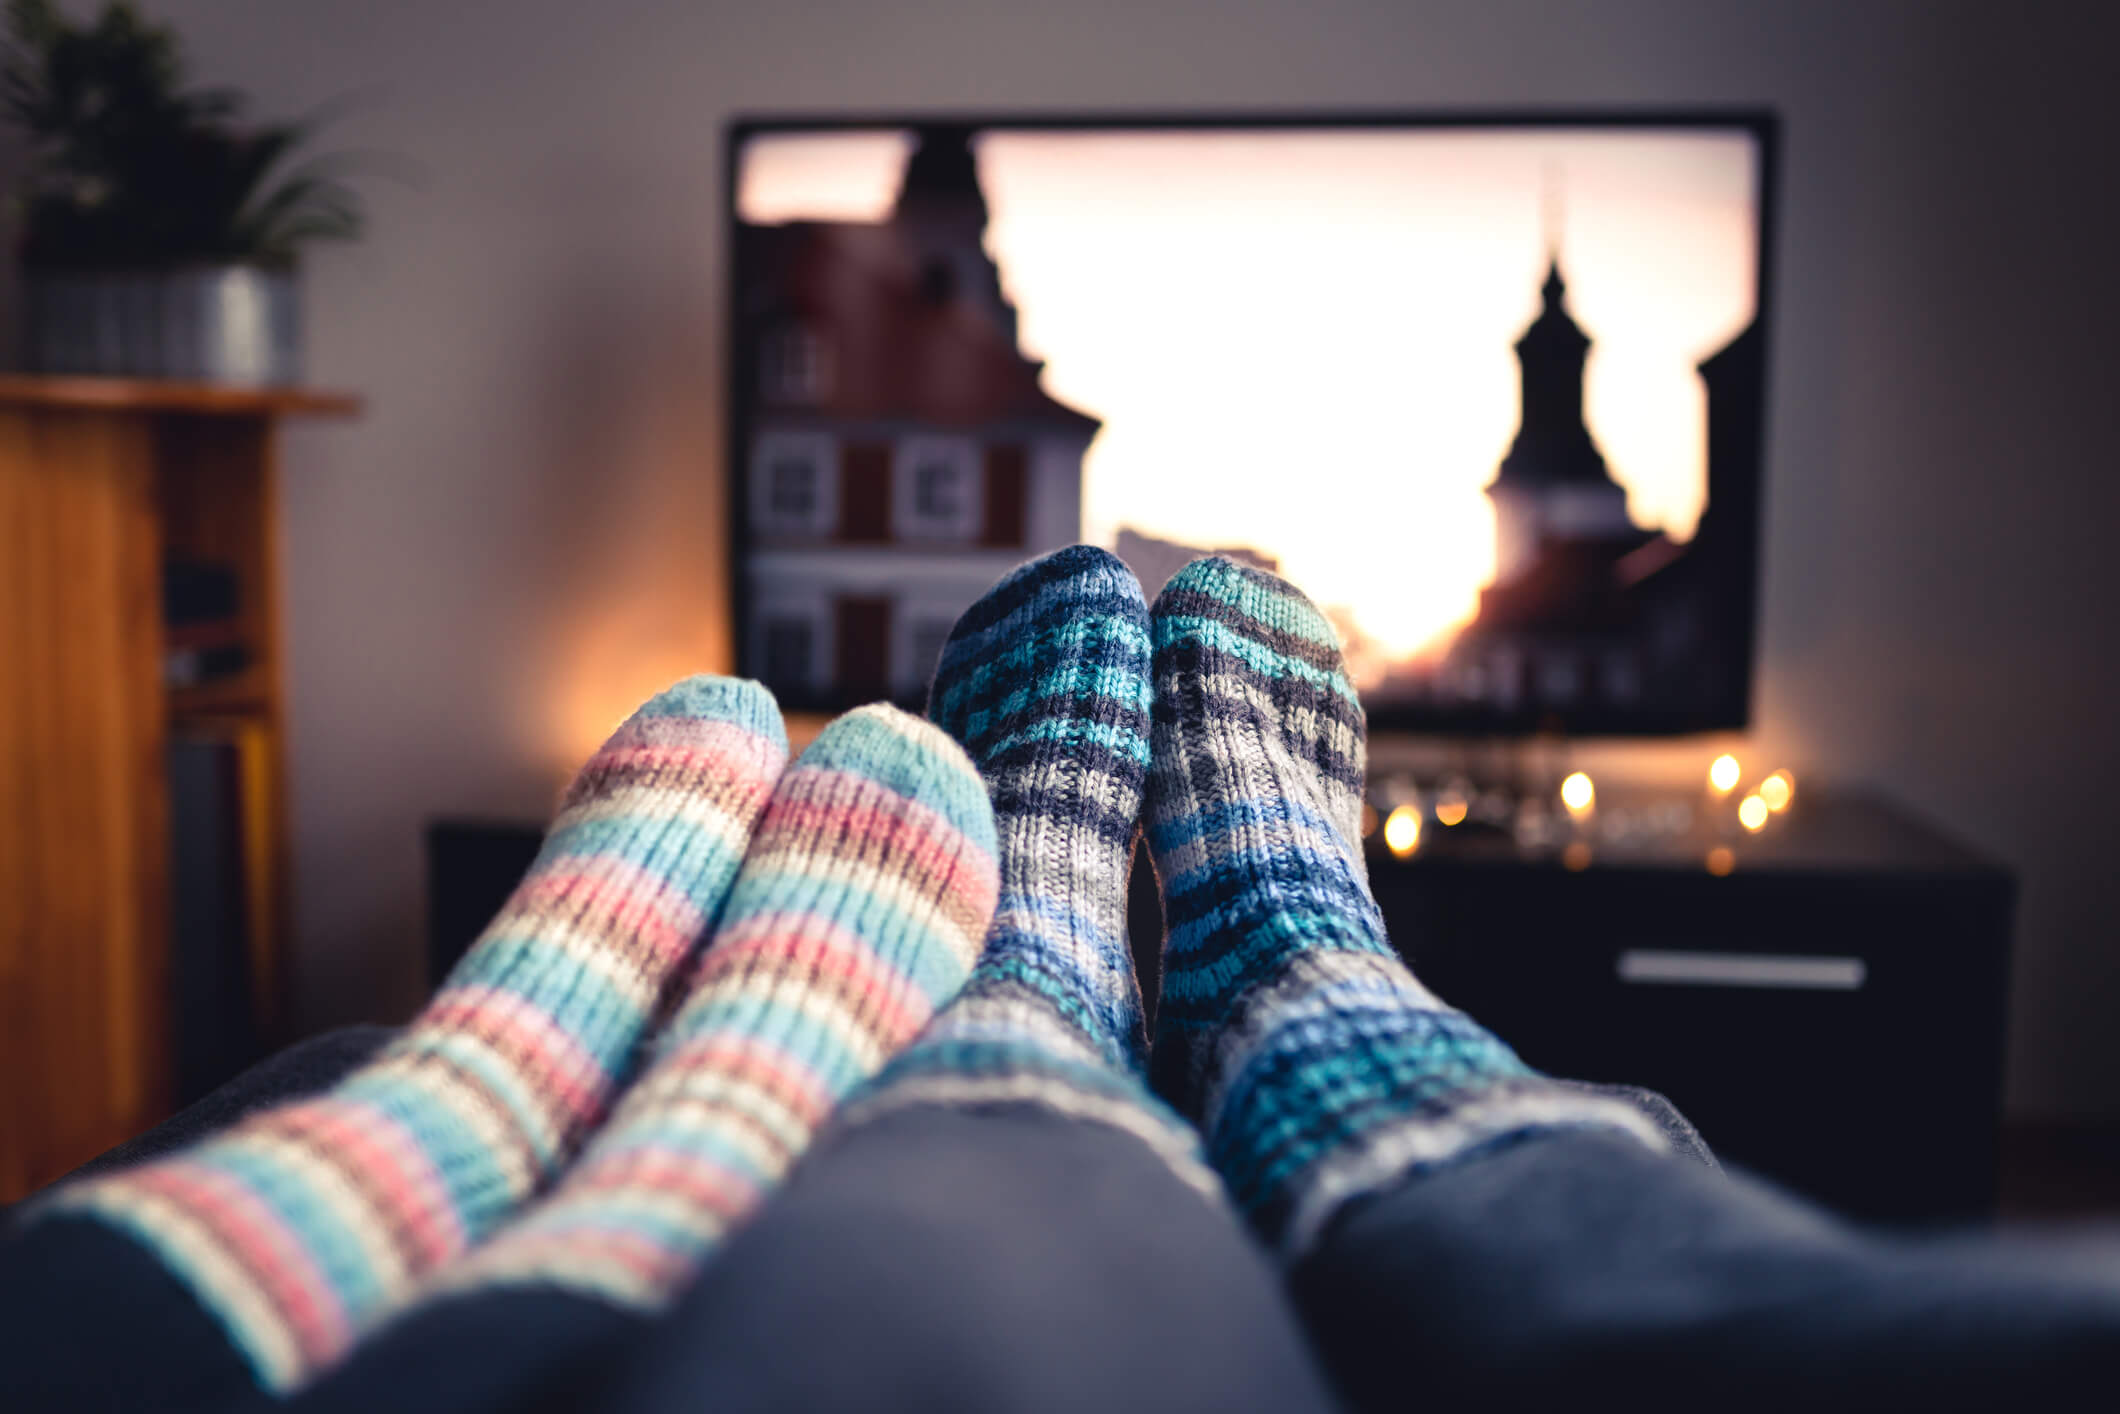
[727,112,1775,735]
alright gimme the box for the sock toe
[1151,555,1340,652]
[928,546,1150,754]
[625,675,789,748]
[947,544,1141,644]
[802,704,999,861]
[1150,557,1366,846]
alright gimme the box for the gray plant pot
[21,265,302,384]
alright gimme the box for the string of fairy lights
[1362,754,1798,873]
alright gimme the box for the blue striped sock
[839,546,1212,1189]
[1146,557,1666,1256]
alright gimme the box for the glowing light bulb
[1708,754,1741,795]
[1705,846,1735,877]
[1436,795,1469,827]
[1383,805,1422,857]
[1738,794,1770,832]
[1360,802,1379,838]
[1759,770,1794,813]
[1560,771,1595,817]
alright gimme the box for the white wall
[137,0,2120,1119]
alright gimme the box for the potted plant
[2,0,365,383]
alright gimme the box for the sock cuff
[38,1179,320,1389]
[837,1029,1224,1209]
[1273,1078,1674,1260]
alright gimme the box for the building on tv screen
[732,120,1766,731]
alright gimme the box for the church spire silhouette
[1483,181,1641,582]
[1492,250,1613,493]
[893,123,988,230]
[890,123,1017,340]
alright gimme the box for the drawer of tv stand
[1369,860,2015,1224]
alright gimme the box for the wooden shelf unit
[0,377,359,1201]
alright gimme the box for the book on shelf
[163,559,252,691]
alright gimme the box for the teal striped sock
[1146,557,1665,1256]
[841,546,1212,1191]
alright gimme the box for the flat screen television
[726,111,1777,735]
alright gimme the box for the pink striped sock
[414,703,997,1312]
[37,676,788,1390]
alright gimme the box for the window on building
[761,617,813,693]
[894,438,980,541]
[752,432,836,537]
[768,458,816,520]
[914,461,963,521]
[760,325,831,405]
[1488,649,1524,710]
[769,459,816,519]
[1538,657,1582,703]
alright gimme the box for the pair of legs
[0,549,1337,1414]
[0,547,1345,1414]
[14,1030,1332,1414]
[610,548,2120,1414]
[3,689,1010,1411]
[9,547,2120,1412]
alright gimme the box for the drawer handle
[1616,950,1867,991]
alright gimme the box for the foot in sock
[12,677,788,1398]
[416,703,998,1309]
[276,705,999,1414]
[1145,557,1667,1255]
[839,545,1211,1190]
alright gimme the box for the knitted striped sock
[839,546,1212,1191]
[36,676,788,1391]
[1146,557,1666,1257]
[412,703,998,1313]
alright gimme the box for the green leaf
[4,0,373,269]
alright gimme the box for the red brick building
[737,127,1099,708]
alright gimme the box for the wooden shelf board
[0,375,360,418]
